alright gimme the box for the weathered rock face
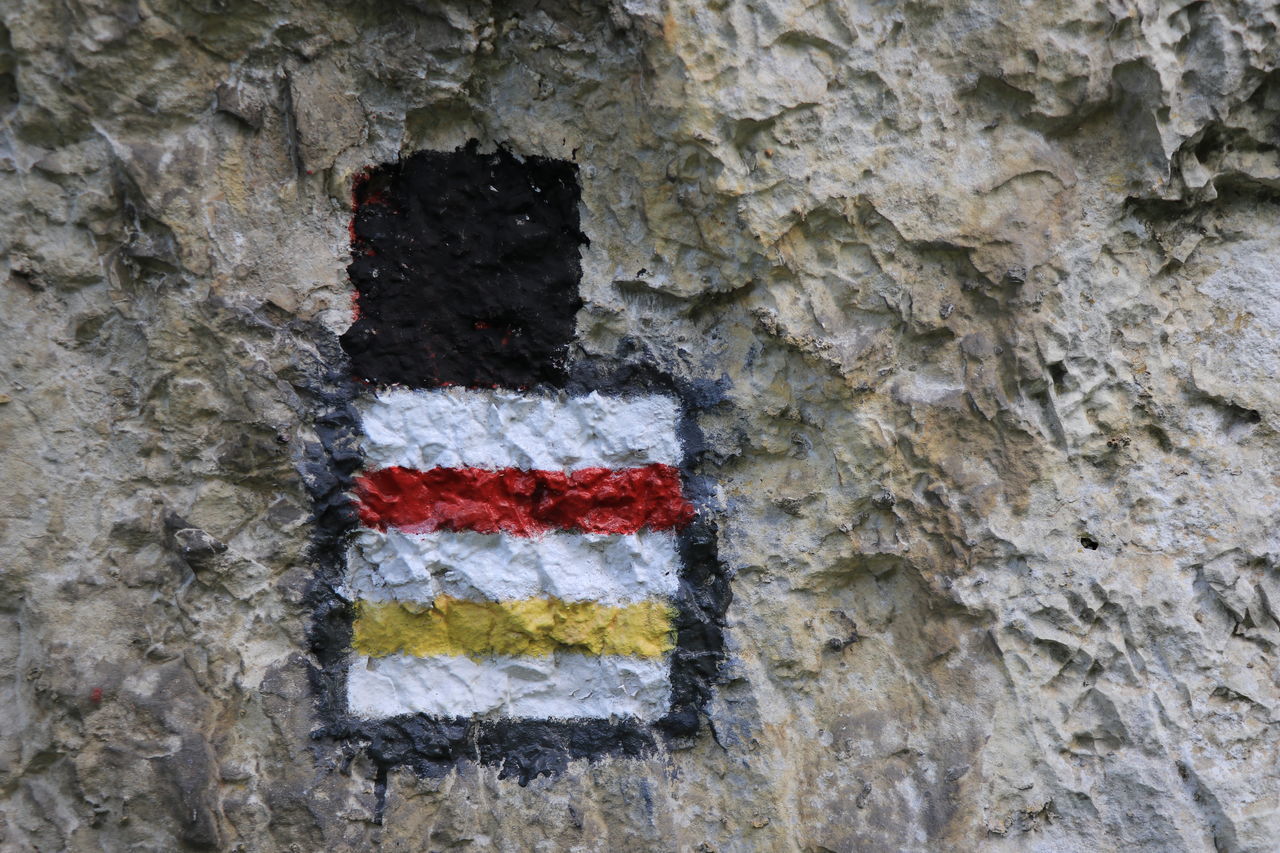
[2,0,1279,849]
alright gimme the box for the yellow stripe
[352,596,677,659]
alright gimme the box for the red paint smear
[348,167,372,321]
[354,464,694,536]
[349,167,372,244]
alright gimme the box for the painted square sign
[306,142,728,786]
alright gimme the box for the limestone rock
[2,0,1279,850]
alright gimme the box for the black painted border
[302,353,731,788]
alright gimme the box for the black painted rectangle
[340,142,586,389]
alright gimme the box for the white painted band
[345,529,681,604]
[347,652,672,720]
[357,388,682,471]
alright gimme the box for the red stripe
[354,464,695,536]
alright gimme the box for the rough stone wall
[2,0,1279,850]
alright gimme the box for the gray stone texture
[2,0,1280,849]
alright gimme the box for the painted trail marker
[347,388,689,718]
[307,143,728,784]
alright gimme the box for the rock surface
[2,0,1280,849]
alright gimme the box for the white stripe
[347,653,672,719]
[346,529,681,604]
[357,388,682,471]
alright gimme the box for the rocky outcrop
[2,0,1279,849]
